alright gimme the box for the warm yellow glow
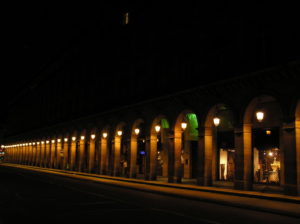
[37,142,40,145]
[57,139,61,143]
[33,142,36,145]
[117,130,123,136]
[256,111,264,122]
[213,117,220,127]
[26,143,28,146]
[103,132,108,138]
[91,134,96,140]
[41,141,44,144]
[134,128,140,135]
[64,138,68,142]
[1,145,4,148]
[80,136,85,140]
[266,130,271,135]
[46,140,49,144]
[51,140,55,143]
[155,125,161,133]
[181,122,187,130]
[29,143,32,145]
[72,137,76,141]
[269,151,273,156]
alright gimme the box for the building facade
[2,60,300,196]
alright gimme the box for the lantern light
[57,139,61,143]
[81,136,85,140]
[64,138,68,142]
[266,130,271,135]
[46,140,49,144]
[256,111,264,122]
[117,130,123,136]
[51,140,55,143]
[213,117,221,127]
[155,125,161,133]
[181,122,187,130]
[103,132,108,138]
[91,134,96,140]
[72,137,76,141]
[41,141,45,144]
[134,128,140,135]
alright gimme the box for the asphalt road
[0,166,299,224]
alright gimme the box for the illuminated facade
[2,61,300,196]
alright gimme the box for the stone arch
[173,109,199,183]
[148,115,171,181]
[243,95,283,190]
[203,103,236,186]
[130,118,145,178]
[112,122,127,176]
[98,125,112,174]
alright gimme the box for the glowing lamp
[64,138,68,142]
[117,130,123,136]
[72,137,76,141]
[155,125,161,133]
[256,111,264,122]
[80,136,85,140]
[57,139,61,143]
[91,134,96,140]
[134,128,140,135]
[103,132,108,138]
[181,122,187,130]
[213,117,220,127]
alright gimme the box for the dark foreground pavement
[0,163,300,224]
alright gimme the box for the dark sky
[2,1,300,107]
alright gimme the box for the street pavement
[0,163,300,224]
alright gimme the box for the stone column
[130,137,137,178]
[70,138,77,171]
[100,138,108,174]
[56,140,62,169]
[78,137,85,172]
[113,136,121,176]
[149,135,158,180]
[174,131,182,183]
[88,138,95,173]
[63,139,69,170]
[296,120,300,196]
[167,132,175,183]
[234,126,245,190]
[197,127,205,185]
[243,123,253,190]
[204,127,213,186]
[40,142,45,167]
[282,122,297,195]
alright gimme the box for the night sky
[2,1,300,111]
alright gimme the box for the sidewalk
[1,163,300,218]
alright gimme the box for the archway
[243,95,283,190]
[204,104,235,186]
[99,126,110,175]
[113,122,127,176]
[149,116,170,181]
[174,111,199,183]
[130,119,145,179]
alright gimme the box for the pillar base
[234,180,245,190]
[284,184,297,196]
